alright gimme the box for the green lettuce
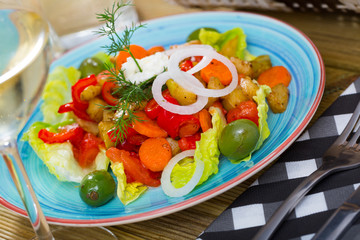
[41,66,80,123]
[169,85,271,186]
[199,27,255,61]
[229,84,271,163]
[111,162,147,205]
[170,107,227,187]
[22,122,110,182]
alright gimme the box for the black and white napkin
[198,77,360,240]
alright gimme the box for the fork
[253,100,360,240]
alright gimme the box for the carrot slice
[147,46,165,55]
[200,59,232,85]
[132,111,168,138]
[115,44,148,69]
[198,109,212,132]
[257,66,291,88]
[139,137,172,172]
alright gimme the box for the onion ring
[161,150,204,197]
[167,46,238,98]
[152,72,208,115]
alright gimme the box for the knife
[312,186,360,240]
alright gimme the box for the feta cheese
[122,52,169,84]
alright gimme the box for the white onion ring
[161,150,204,197]
[152,72,208,115]
[167,47,238,98]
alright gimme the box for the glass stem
[1,138,54,240]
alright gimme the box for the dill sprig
[95,2,153,143]
[104,67,155,143]
[96,1,144,72]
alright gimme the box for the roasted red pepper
[71,74,97,111]
[38,123,85,145]
[226,100,259,126]
[144,98,162,120]
[180,59,193,72]
[101,81,118,106]
[145,90,200,139]
[106,147,160,187]
[178,133,201,151]
[58,102,93,122]
[77,133,103,168]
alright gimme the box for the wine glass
[0,8,117,240]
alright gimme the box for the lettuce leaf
[199,27,255,60]
[23,122,110,183]
[41,66,80,123]
[111,162,147,205]
[170,107,227,187]
[229,84,271,163]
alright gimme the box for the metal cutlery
[253,100,360,240]
[312,183,360,240]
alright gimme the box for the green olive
[219,119,260,161]
[186,27,219,42]
[79,170,116,207]
[79,57,105,78]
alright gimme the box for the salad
[23,5,291,207]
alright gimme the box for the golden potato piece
[205,76,224,108]
[166,137,181,156]
[98,121,116,148]
[221,86,248,111]
[230,57,253,77]
[166,79,197,105]
[250,55,272,79]
[86,97,107,122]
[80,85,101,101]
[76,117,99,136]
[267,83,289,113]
[220,36,238,58]
[239,76,259,100]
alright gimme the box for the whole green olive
[79,57,105,78]
[79,170,116,207]
[219,119,260,161]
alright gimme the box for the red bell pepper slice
[144,98,162,120]
[178,133,201,151]
[101,81,118,106]
[106,147,160,187]
[71,74,98,111]
[226,100,259,126]
[157,107,200,139]
[58,102,94,122]
[180,59,193,72]
[144,90,179,120]
[77,132,103,168]
[38,123,84,145]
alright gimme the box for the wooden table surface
[1,0,360,239]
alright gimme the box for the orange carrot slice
[200,59,232,85]
[139,137,172,172]
[257,66,291,88]
[132,111,168,138]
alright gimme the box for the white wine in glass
[0,9,117,240]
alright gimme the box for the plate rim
[0,10,325,226]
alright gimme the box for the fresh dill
[96,1,144,72]
[95,1,154,143]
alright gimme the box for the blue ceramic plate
[0,12,324,226]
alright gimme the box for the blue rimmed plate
[0,11,324,226]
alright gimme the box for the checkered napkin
[198,77,360,240]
